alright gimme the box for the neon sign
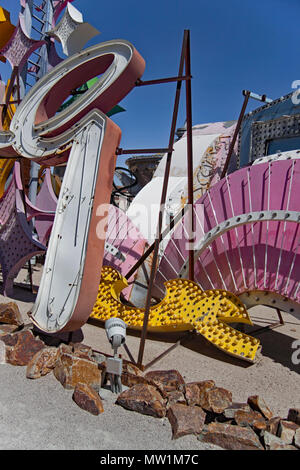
[0,39,145,332]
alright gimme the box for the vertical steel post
[185,30,194,282]
[137,31,189,367]
[220,90,251,179]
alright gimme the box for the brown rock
[26,347,59,379]
[266,416,281,435]
[234,409,267,432]
[278,420,299,445]
[270,443,298,450]
[197,380,216,406]
[121,372,149,388]
[123,362,143,376]
[0,302,23,327]
[58,343,73,355]
[53,350,102,391]
[295,427,300,449]
[185,383,201,406]
[199,386,232,414]
[0,340,5,364]
[287,408,300,426]
[197,380,215,394]
[72,383,104,416]
[247,395,273,420]
[263,430,291,450]
[144,369,185,393]
[224,402,251,419]
[199,422,264,450]
[1,330,45,366]
[121,363,148,388]
[167,403,206,439]
[0,324,20,335]
[71,343,94,360]
[166,390,187,408]
[116,384,166,418]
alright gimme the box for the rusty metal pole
[137,31,189,368]
[185,30,194,282]
[220,90,251,179]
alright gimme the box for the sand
[0,265,299,450]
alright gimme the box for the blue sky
[1,0,300,166]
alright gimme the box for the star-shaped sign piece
[90,266,261,363]
[47,2,100,57]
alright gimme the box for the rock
[53,350,102,391]
[263,430,292,450]
[167,403,206,439]
[0,324,20,335]
[287,408,300,426]
[295,427,300,449]
[278,420,299,445]
[182,380,216,407]
[199,422,264,450]
[26,347,59,379]
[144,370,185,393]
[121,372,149,388]
[123,363,143,376]
[234,409,267,432]
[199,386,232,414]
[185,383,201,406]
[58,343,73,355]
[266,416,281,435]
[269,443,298,450]
[166,390,187,408]
[1,330,45,366]
[197,380,215,394]
[247,395,273,420]
[116,384,166,418]
[71,343,94,360]
[121,363,148,388]
[72,383,104,416]
[92,351,106,364]
[224,402,251,419]
[197,380,216,407]
[0,340,5,364]
[0,302,23,327]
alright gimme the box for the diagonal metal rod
[137,30,189,367]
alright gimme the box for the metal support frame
[118,30,194,369]
[220,90,251,179]
[220,89,273,179]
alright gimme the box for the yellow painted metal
[90,266,261,362]
[0,158,14,197]
[0,7,15,63]
[0,78,17,198]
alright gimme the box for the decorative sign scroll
[0,39,145,333]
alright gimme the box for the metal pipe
[137,30,189,367]
[136,75,192,87]
[116,147,171,155]
[184,30,194,282]
[220,90,251,179]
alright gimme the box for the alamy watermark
[291,339,300,365]
[95,203,205,250]
[291,80,300,104]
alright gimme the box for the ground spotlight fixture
[104,318,127,393]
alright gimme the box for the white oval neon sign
[0,40,145,332]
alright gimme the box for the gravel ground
[0,266,299,450]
